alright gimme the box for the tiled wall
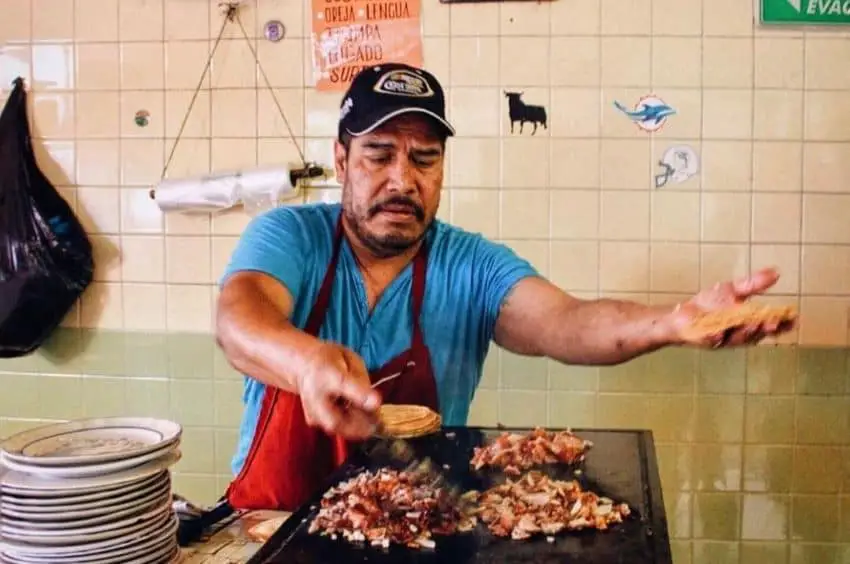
[2,1,850,563]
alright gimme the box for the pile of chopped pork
[465,470,631,541]
[307,468,476,550]
[470,427,594,475]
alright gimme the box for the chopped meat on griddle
[470,427,593,475]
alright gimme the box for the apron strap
[303,216,345,337]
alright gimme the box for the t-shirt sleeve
[474,237,540,343]
[219,208,307,303]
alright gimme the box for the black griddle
[247,427,672,564]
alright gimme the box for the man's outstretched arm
[493,268,792,366]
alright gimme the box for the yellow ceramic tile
[122,283,167,331]
[498,391,548,427]
[502,350,547,390]
[32,43,75,90]
[701,244,750,288]
[211,89,257,138]
[74,92,119,138]
[601,0,651,35]
[167,285,214,332]
[600,139,651,189]
[121,187,165,234]
[743,445,792,492]
[701,141,752,192]
[691,444,742,491]
[745,396,795,444]
[702,38,753,88]
[550,88,600,138]
[164,0,210,40]
[799,297,849,346]
[549,0,599,34]
[75,43,120,90]
[211,40,257,89]
[500,190,549,239]
[32,93,74,138]
[423,38,450,86]
[76,187,120,234]
[755,38,804,88]
[0,0,30,41]
[803,194,850,244]
[165,92,211,140]
[258,138,307,172]
[802,245,850,295]
[211,236,239,280]
[165,41,211,89]
[803,142,850,193]
[805,38,850,89]
[741,494,789,540]
[448,138,499,188]
[791,496,840,542]
[121,235,165,282]
[450,88,500,137]
[549,139,600,189]
[550,190,599,239]
[652,38,701,88]
[122,138,165,186]
[0,46,31,87]
[753,141,802,192]
[600,190,650,240]
[450,3,498,35]
[255,39,304,88]
[751,244,800,294]
[701,192,751,243]
[448,37,498,87]
[258,88,304,138]
[31,0,73,41]
[549,241,599,291]
[805,91,850,141]
[504,241,548,275]
[160,140,210,185]
[599,241,649,292]
[704,0,753,36]
[75,0,118,41]
[754,90,803,141]
[500,2,550,36]
[651,243,699,293]
[652,0,701,36]
[792,445,843,492]
[651,191,700,241]
[421,0,449,36]
[74,140,116,186]
[121,42,164,90]
[601,37,650,87]
[467,389,498,426]
[210,138,257,171]
[547,391,595,428]
[550,38,599,87]
[119,0,163,41]
[122,91,165,138]
[752,193,802,243]
[501,137,549,187]
[166,237,212,284]
[703,90,753,140]
[80,282,124,329]
[652,89,702,140]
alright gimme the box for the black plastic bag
[0,77,94,357]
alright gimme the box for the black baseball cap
[337,63,455,140]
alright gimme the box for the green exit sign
[761,0,850,24]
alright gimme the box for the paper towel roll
[153,165,297,215]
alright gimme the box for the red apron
[225,217,440,511]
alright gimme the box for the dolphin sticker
[613,95,676,132]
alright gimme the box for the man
[216,63,792,511]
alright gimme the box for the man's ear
[333,140,347,184]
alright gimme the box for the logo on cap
[373,70,434,98]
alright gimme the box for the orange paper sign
[310,0,423,91]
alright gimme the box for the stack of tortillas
[680,302,797,342]
[378,404,442,439]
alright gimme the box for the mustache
[368,196,425,221]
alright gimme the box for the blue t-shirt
[221,202,538,475]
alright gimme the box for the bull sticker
[613,95,676,132]
[655,145,699,188]
[504,91,548,135]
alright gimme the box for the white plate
[0,418,182,467]
[0,471,167,507]
[1,441,178,479]
[0,450,180,494]
[0,514,179,559]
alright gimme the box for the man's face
[335,114,446,258]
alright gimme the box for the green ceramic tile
[478,349,499,389]
[795,397,848,445]
[670,540,691,564]
[124,378,170,419]
[656,444,693,493]
[691,541,739,564]
[789,544,843,564]
[645,348,698,393]
[598,355,651,393]
[841,497,850,542]
[741,494,789,540]
[843,448,850,492]
[791,446,842,494]
[214,428,239,476]
[692,493,741,540]
[791,495,839,542]
[36,376,84,420]
[744,397,795,444]
[38,327,85,374]
[72,331,127,376]
[170,380,215,427]
[695,396,744,443]
[547,360,598,392]
[743,446,793,493]
[214,380,244,427]
[467,389,498,426]
[699,349,746,394]
[739,542,789,564]
[547,391,595,428]
[82,377,127,418]
[664,491,692,539]
[644,395,696,442]
[175,427,216,474]
[498,391,547,427]
[691,445,742,492]
[500,350,547,390]
[123,333,168,377]
[170,473,219,507]
[747,346,797,394]
[0,350,44,373]
[212,345,242,381]
[167,334,215,379]
[796,348,847,395]
[595,394,647,431]
[0,374,38,417]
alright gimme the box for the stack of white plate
[0,417,183,564]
